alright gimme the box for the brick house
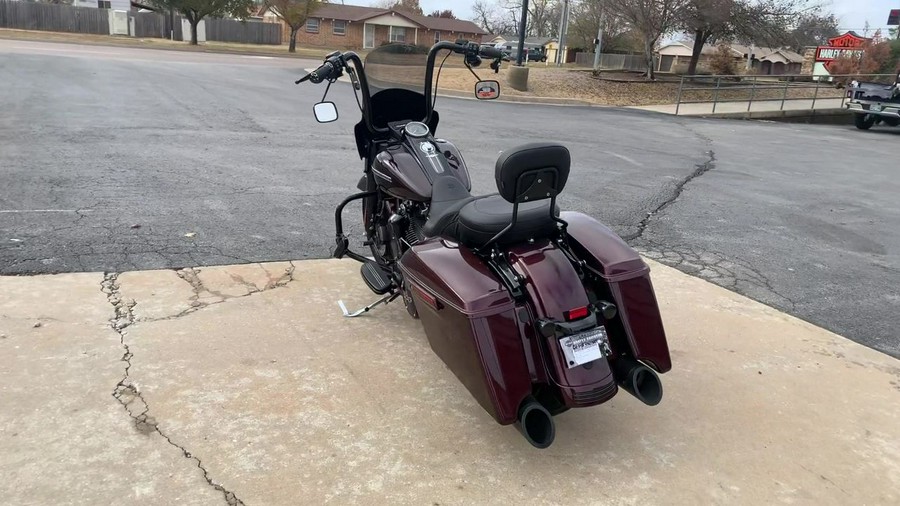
[285,4,485,50]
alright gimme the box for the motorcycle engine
[402,202,428,247]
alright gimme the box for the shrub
[709,44,738,76]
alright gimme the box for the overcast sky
[362,0,898,36]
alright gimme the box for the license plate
[871,104,883,112]
[559,326,611,369]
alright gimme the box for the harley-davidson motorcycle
[297,40,671,448]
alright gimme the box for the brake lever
[295,73,311,85]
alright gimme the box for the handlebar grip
[480,46,504,59]
[309,61,335,84]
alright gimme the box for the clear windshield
[364,43,431,97]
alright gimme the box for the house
[656,41,804,75]
[287,4,486,50]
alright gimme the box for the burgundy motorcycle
[297,41,671,448]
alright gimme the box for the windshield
[364,43,431,98]
[362,43,463,127]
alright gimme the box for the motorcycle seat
[423,175,558,248]
[424,142,569,248]
[456,195,559,248]
[422,176,475,238]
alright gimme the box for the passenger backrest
[494,143,571,204]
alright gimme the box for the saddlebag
[398,238,532,425]
[561,211,672,373]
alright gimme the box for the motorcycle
[296,40,671,448]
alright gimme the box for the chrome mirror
[475,80,500,100]
[313,101,338,123]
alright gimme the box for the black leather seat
[422,176,474,238]
[423,142,570,249]
[457,195,558,247]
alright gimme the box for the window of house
[97,0,111,8]
[306,18,319,33]
[434,31,441,44]
[333,20,346,36]
[390,26,406,43]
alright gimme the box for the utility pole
[515,0,529,66]
[592,11,605,70]
[555,0,568,66]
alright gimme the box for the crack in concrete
[624,150,716,243]
[101,273,245,506]
[146,262,297,322]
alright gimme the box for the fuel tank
[372,138,471,201]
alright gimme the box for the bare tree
[613,0,688,79]
[678,0,812,75]
[514,0,560,38]
[472,0,518,35]
[266,0,323,53]
[567,0,635,52]
[787,9,839,52]
[376,0,424,15]
[429,10,456,19]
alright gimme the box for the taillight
[564,306,589,321]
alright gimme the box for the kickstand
[338,292,399,317]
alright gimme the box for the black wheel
[854,113,876,130]
[884,117,900,127]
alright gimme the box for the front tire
[854,113,876,130]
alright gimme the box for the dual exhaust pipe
[516,357,663,448]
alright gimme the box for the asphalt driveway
[1,39,897,357]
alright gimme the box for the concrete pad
[2,259,898,504]
[123,259,899,505]
[117,270,197,321]
[0,274,221,505]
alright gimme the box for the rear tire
[854,113,876,130]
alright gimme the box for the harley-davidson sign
[814,32,870,75]
[815,32,868,62]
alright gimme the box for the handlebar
[479,45,504,59]
[296,40,503,133]
[309,61,336,84]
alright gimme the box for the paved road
[1,40,898,357]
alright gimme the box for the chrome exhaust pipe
[515,398,555,449]
[614,356,663,406]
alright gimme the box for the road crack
[101,273,245,506]
[143,262,297,323]
[625,150,716,242]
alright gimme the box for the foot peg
[338,292,399,317]
[361,261,393,294]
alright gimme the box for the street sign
[889,9,900,26]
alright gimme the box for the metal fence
[0,0,108,34]
[673,73,895,115]
[574,52,645,71]
[204,17,281,45]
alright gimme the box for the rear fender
[508,240,616,405]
